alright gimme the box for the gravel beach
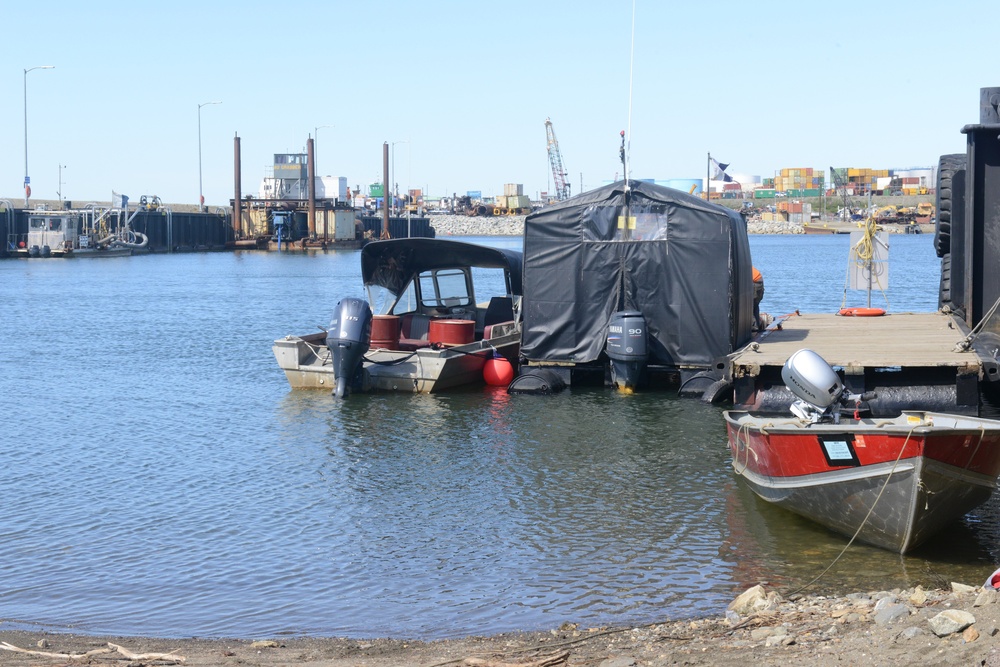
[427,214,930,237]
[4,581,1000,666]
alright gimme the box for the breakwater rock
[429,214,527,237]
[429,215,808,237]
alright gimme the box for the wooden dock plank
[731,312,980,376]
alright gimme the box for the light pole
[198,100,221,212]
[58,164,66,201]
[391,139,408,215]
[24,65,55,208]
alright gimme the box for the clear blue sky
[2,0,995,207]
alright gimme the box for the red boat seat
[398,313,434,351]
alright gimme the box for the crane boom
[545,118,571,201]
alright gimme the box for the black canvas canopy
[361,238,523,296]
[521,179,754,369]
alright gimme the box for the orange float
[483,356,514,386]
[838,307,886,317]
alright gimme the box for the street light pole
[24,65,54,208]
[198,100,221,212]
[58,164,66,201]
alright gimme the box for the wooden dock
[728,311,992,415]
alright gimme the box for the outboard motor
[325,297,373,398]
[606,311,648,392]
[782,348,875,423]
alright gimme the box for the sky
[2,0,996,207]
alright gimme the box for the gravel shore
[429,214,929,237]
[3,582,998,666]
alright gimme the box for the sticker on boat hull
[818,434,861,467]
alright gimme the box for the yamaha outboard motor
[606,311,648,392]
[782,348,875,423]
[325,297,373,398]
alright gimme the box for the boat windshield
[418,269,472,309]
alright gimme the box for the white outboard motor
[781,348,873,423]
[325,297,373,399]
[606,311,648,391]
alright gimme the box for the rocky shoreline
[428,214,929,237]
[3,581,1000,666]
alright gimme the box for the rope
[954,292,1000,351]
[783,423,919,597]
[840,214,890,311]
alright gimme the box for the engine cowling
[606,311,648,392]
[325,297,373,398]
[781,348,844,409]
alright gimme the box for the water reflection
[3,237,1000,640]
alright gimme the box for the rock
[928,609,976,636]
[36,639,49,649]
[725,610,741,625]
[963,626,980,643]
[729,585,769,615]
[250,640,281,649]
[750,627,773,641]
[873,595,898,611]
[898,626,927,640]
[952,582,978,594]
[599,658,637,667]
[873,603,910,626]
[976,589,999,606]
[909,586,927,605]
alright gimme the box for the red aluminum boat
[725,410,1000,552]
[725,348,1000,552]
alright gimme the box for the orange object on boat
[838,307,886,317]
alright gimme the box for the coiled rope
[841,215,890,311]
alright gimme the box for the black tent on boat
[520,179,755,381]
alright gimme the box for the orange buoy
[483,356,514,386]
[838,307,886,317]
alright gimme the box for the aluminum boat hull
[725,411,1000,552]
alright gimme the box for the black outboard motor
[325,297,373,398]
[606,310,648,392]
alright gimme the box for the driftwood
[463,650,569,667]
[0,640,185,663]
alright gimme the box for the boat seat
[398,313,434,351]
[484,320,516,340]
[477,296,515,338]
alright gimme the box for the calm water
[2,233,999,641]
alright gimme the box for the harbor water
[3,234,1000,641]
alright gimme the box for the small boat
[725,349,1000,552]
[273,238,522,397]
[13,211,147,258]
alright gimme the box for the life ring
[838,307,885,317]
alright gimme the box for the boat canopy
[521,179,754,367]
[361,238,523,296]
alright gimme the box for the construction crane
[545,118,571,201]
[830,166,856,221]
